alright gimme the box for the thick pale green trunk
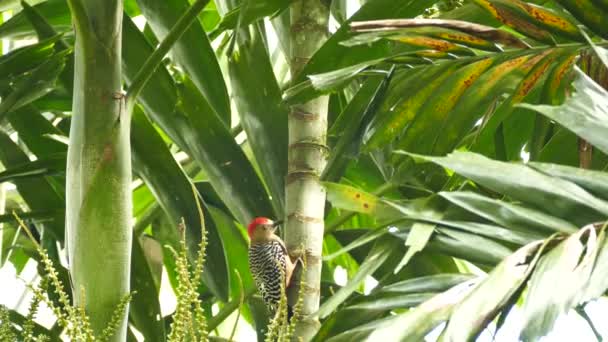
[285,1,329,340]
[66,0,131,340]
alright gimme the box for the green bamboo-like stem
[207,288,256,332]
[125,0,210,109]
[65,0,218,338]
[285,1,329,340]
[65,0,129,340]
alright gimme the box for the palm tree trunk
[65,0,131,340]
[285,1,329,340]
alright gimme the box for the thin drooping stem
[65,0,129,340]
[125,0,211,109]
[285,1,329,340]
[207,288,256,331]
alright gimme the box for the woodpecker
[248,217,294,316]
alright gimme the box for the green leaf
[520,226,598,340]
[472,0,551,41]
[440,191,578,234]
[122,16,274,225]
[432,228,513,265]
[323,182,393,218]
[321,315,397,342]
[210,0,291,38]
[317,236,397,319]
[7,106,67,156]
[406,151,608,223]
[0,0,21,11]
[21,0,65,40]
[0,131,64,241]
[0,154,65,183]
[315,297,386,341]
[379,274,476,294]
[246,295,271,341]
[133,183,158,220]
[315,262,464,328]
[157,217,180,293]
[324,74,391,181]
[0,1,71,39]
[396,222,435,273]
[436,220,542,246]
[0,35,60,79]
[124,0,141,16]
[0,211,60,225]
[472,0,582,42]
[530,54,577,160]
[364,64,458,151]
[554,0,608,39]
[472,50,569,158]
[294,0,441,83]
[520,68,608,156]
[586,40,608,68]
[199,2,220,31]
[431,53,537,155]
[581,225,608,301]
[323,228,386,261]
[207,206,255,298]
[195,181,231,215]
[323,233,360,281]
[442,240,543,341]
[362,278,479,342]
[345,293,433,312]
[2,224,21,267]
[342,31,471,55]
[121,15,185,147]
[7,308,61,340]
[177,75,275,224]
[387,34,475,56]
[129,236,165,342]
[21,0,75,92]
[131,107,229,301]
[529,162,608,200]
[32,91,72,112]
[285,60,387,104]
[137,0,231,123]
[347,19,526,49]
[228,25,288,215]
[396,57,494,155]
[0,50,68,122]
[384,195,543,247]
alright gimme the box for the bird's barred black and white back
[249,240,287,314]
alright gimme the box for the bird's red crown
[247,217,273,238]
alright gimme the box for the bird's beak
[271,220,283,232]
